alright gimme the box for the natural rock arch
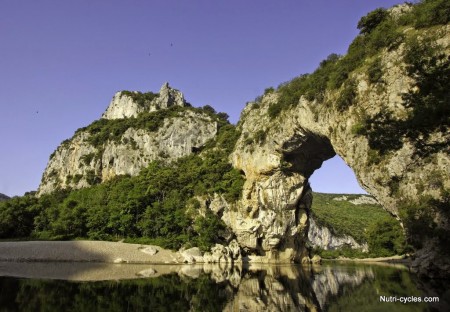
[228,82,449,277]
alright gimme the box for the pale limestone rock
[180,247,203,264]
[311,255,322,264]
[102,82,186,120]
[38,90,217,195]
[140,246,158,256]
[307,217,368,252]
[154,82,186,109]
[102,92,146,120]
[203,252,213,264]
[349,195,379,205]
[210,244,229,264]
[227,239,241,262]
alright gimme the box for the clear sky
[0,0,405,197]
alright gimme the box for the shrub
[400,0,450,28]
[80,153,95,166]
[335,79,356,111]
[365,218,407,256]
[357,8,388,35]
[264,87,275,94]
[254,129,267,145]
[367,57,384,84]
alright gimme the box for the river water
[0,262,449,311]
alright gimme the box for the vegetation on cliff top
[119,90,159,107]
[266,0,449,119]
[73,105,226,149]
[0,108,243,251]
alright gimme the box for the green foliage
[399,193,449,251]
[80,153,95,166]
[268,101,283,119]
[311,193,407,257]
[357,8,388,35]
[194,210,227,252]
[201,105,216,115]
[335,79,356,112]
[315,246,368,259]
[365,218,407,256]
[86,170,101,186]
[0,196,40,238]
[358,36,450,156]
[367,57,384,84]
[120,90,159,107]
[263,1,447,119]
[76,105,227,149]
[264,87,275,94]
[0,117,244,251]
[254,130,266,145]
[400,0,450,28]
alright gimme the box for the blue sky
[0,0,405,196]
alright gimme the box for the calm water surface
[0,262,449,311]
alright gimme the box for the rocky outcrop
[0,193,9,201]
[37,84,217,195]
[102,82,186,120]
[227,24,450,276]
[308,217,368,252]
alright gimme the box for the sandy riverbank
[0,240,183,264]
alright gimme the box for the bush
[365,218,407,256]
[254,129,267,145]
[399,194,449,251]
[357,8,388,35]
[335,79,356,111]
[400,0,450,28]
[367,57,384,84]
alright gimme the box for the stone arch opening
[309,155,367,194]
[231,126,399,263]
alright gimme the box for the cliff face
[227,24,450,275]
[308,217,368,252]
[37,83,217,195]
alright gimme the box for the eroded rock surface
[228,24,450,276]
[38,84,217,195]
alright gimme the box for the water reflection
[0,262,448,311]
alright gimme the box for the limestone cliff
[308,217,368,253]
[38,83,217,195]
[226,20,449,276]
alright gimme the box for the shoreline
[0,240,184,264]
[0,240,411,264]
[323,254,411,264]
